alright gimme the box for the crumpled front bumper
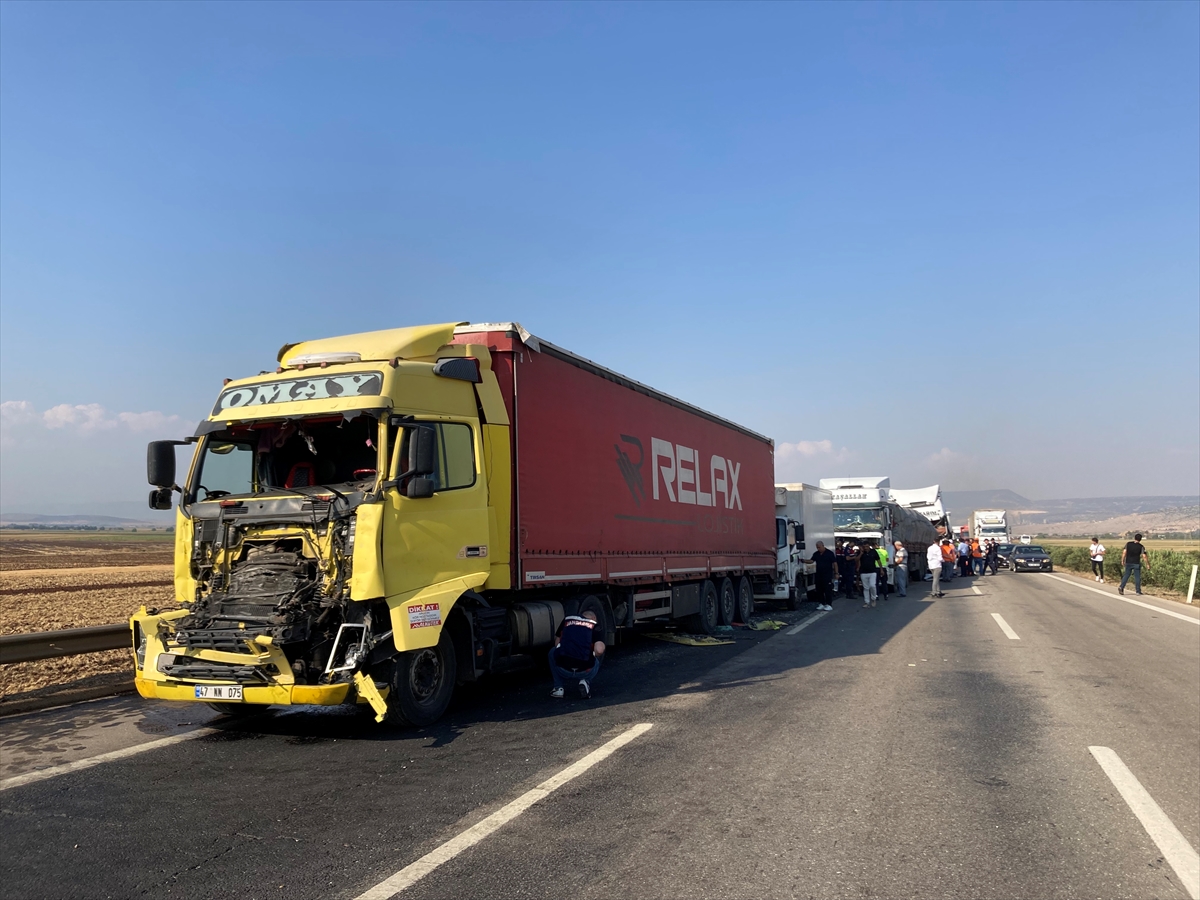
[134,678,351,705]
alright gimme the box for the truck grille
[172,629,258,652]
[160,658,271,682]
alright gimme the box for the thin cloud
[776,438,851,483]
[1,400,182,439]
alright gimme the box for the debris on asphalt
[644,633,735,647]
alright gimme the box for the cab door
[380,420,490,600]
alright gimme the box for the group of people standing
[925,535,1001,597]
[808,539,910,611]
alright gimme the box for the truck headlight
[134,624,147,669]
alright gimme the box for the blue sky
[2,1,1197,517]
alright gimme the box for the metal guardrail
[0,624,129,664]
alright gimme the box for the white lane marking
[1043,574,1199,625]
[786,610,829,635]
[991,613,1020,640]
[354,723,654,900]
[1089,746,1200,900]
[0,727,217,791]
[972,585,983,595]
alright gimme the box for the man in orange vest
[970,538,984,576]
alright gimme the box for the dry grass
[0,534,176,699]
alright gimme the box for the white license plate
[194,684,243,701]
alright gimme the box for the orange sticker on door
[407,603,442,629]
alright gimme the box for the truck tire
[575,594,612,646]
[386,629,457,727]
[685,580,720,635]
[717,578,736,626]
[734,576,754,623]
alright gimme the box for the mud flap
[353,671,389,723]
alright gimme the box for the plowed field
[0,532,176,698]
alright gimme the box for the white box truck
[972,510,1010,543]
[766,483,835,608]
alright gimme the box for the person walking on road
[971,538,984,576]
[1090,537,1107,583]
[985,539,999,575]
[1118,533,1149,595]
[548,610,605,699]
[811,541,837,611]
[892,541,909,596]
[857,541,880,607]
[928,541,945,597]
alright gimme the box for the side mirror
[796,524,805,546]
[408,427,436,477]
[148,488,173,510]
[147,441,177,487]
[406,476,435,499]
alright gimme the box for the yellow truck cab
[132,322,510,725]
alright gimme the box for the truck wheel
[386,629,457,727]
[734,576,754,623]
[685,580,720,635]
[787,577,801,611]
[576,594,612,645]
[717,578,736,626]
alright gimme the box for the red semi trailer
[451,323,777,638]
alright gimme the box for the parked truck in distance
[134,322,779,726]
[769,483,835,608]
[818,477,938,577]
[972,510,1009,544]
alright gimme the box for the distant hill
[942,490,1034,513]
[0,513,162,528]
[942,492,1200,526]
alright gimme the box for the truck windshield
[192,416,380,499]
[834,508,883,532]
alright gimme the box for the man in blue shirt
[549,610,606,699]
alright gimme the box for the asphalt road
[2,569,1197,900]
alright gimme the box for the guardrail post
[1188,564,1198,604]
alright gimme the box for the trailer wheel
[685,580,720,635]
[717,578,736,626]
[386,629,457,727]
[575,594,612,646]
[734,576,754,623]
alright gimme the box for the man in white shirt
[1089,537,1106,582]
[927,542,944,597]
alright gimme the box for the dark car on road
[1010,544,1053,573]
[995,543,1016,568]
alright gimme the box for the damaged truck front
[133,323,509,725]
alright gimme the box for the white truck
[972,510,1010,543]
[818,477,938,577]
[766,483,835,608]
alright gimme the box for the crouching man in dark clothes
[549,610,606,699]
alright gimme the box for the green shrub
[1045,544,1200,595]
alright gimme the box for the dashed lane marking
[991,612,1020,640]
[353,723,654,899]
[1089,746,1200,899]
[971,585,982,595]
[0,727,217,791]
[1043,574,1199,625]
[786,610,829,635]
